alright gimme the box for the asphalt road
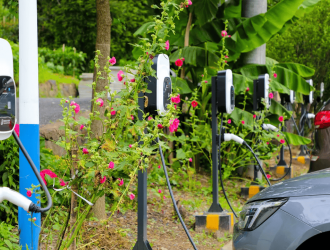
[17,98,92,126]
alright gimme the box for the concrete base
[195,211,234,238]
[241,185,265,199]
[270,165,294,180]
[293,155,310,165]
[221,241,233,250]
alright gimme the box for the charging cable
[13,131,53,213]
[218,116,271,219]
[261,124,293,181]
[157,138,198,250]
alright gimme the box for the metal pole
[133,92,152,250]
[208,76,223,213]
[19,1,40,249]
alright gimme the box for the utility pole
[19,0,41,249]
[241,0,267,65]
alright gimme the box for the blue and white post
[18,1,41,249]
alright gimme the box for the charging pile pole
[133,92,152,250]
[19,1,41,249]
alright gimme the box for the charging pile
[0,38,53,249]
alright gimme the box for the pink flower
[228,35,231,38]
[273,73,277,78]
[108,161,115,169]
[253,115,256,119]
[27,190,32,197]
[228,119,232,124]
[111,110,116,115]
[65,100,68,103]
[171,94,181,103]
[100,176,106,184]
[201,74,204,77]
[109,57,116,65]
[182,58,185,61]
[277,134,280,137]
[129,193,135,200]
[158,165,161,169]
[80,124,84,130]
[221,30,227,37]
[70,101,80,114]
[169,118,180,133]
[225,61,227,63]
[118,178,124,186]
[40,169,58,185]
[266,174,271,179]
[165,40,170,51]
[83,148,89,154]
[60,179,66,186]
[280,139,285,144]
[225,55,229,59]
[158,189,162,194]
[269,93,274,99]
[129,144,132,148]
[33,217,37,222]
[96,98,104,107]
[158,124,163,129]
[117,70,124,81]
[189,158,192,162]
[174,104,177,109]
[175,59,183,67]
[163,195,166,199]
[205,80,208,83]
[188,0,192,5]
[246,87,250,92]
[191,100,198,108]
[148,116,153,121]
[278,116,284,122]
[130,78,135,83]
[241,120,245,125]
[131,115,134,120]
[267,142,269,145]
[14,124,19,137]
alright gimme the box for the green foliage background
[267,0,330,101]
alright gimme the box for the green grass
[39,65,79,86]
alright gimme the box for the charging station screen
[0,76,15,131]
[163,77,171,110]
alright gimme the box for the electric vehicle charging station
[294,79,315,165]
[241,74,270,199]
[195,70,236,236]
[134,54,199,250]
[0,38,52,250]
[269,90,295,180]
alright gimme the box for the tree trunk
[241,0,267,65]
[90,0,112,221]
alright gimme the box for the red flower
[241,120,245,125]
[278,116,284,122]
[253,114,256,119]
[100,176,106,184]
[175,59,183,67]
[266,174,271,179]
[246,87,250,92]
[171,94,181,104]
[228,119,231,124]
[221,30,227,37]
[273,73,278,78]
[191,100,198,108]
[40,169,58,185]
[27,190,32,197]
[158,124,163,129]
[280,139,285,144]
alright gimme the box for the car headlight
[237,198,288,231]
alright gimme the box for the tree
[89,0,112,221]
[267,0,330,101]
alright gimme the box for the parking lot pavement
[222,241,233,250]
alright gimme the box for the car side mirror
[0,38,17,140]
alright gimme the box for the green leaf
[176,148,186,159]
[191,0,222,26]
[229,108,254,127]
[276,63,315,78]
[265,57,279,65]
[172,77,192,94]
[227,0,306,56]
[232,73,253,94]
[270,80,290,94]
[295,0,322,17]
[283,132,311,145]
[133,22,155,36]
[269,100,292,118]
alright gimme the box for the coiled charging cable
[218,117,271,219]
[157,138,198,250]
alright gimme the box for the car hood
[249,169,330,202]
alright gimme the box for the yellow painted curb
[249,186,260,198]
[206,214,219,231]
[276,166,285,175]
[297,156,306,164]
[228,212,234,228]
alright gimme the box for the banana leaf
[283,131,311,145]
